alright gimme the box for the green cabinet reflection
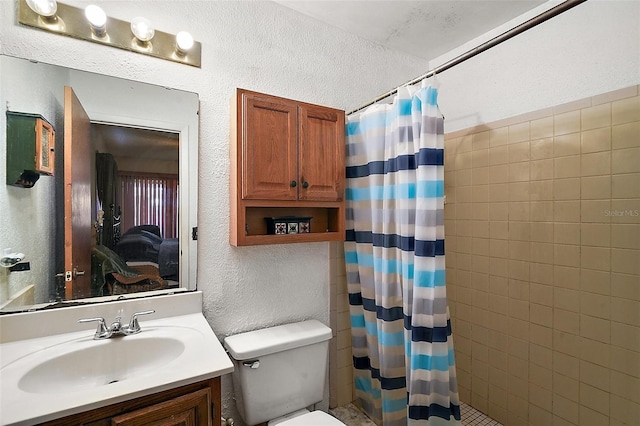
[6,111,55,188]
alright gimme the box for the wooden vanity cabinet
[39,377,220,426]
[230,88,346,246]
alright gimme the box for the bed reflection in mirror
[91,125,180,297]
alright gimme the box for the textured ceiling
[96,1,548,148]
[93,123,178,161]
[273,0,548,62]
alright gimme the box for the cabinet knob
[290,180,297,187]
[302,181,309,189]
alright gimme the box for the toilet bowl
[223,320,346,426]
[268,408,345,426]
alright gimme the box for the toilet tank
[224,320,332,426]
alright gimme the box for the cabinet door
[242,93,298,200]
[298,105,345,201]
[110,388,211,426]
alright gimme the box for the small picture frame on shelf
[265,216,312,235]
[298,220,310,233]
[274,222,287,235]
[287,222,298,234]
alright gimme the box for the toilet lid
[275,411,345,426]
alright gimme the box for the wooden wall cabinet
[40,377,220,426]
[6,111,55,188]
[230,88,346,246]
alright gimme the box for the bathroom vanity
[0,291,233,425]
[39,378,220,425]
[0,55,222,425]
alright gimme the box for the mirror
[0,55,199,313]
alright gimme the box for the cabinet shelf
[240,205,343,245]
[241,231,344,246]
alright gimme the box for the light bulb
[25,0,57,17]
[85,5,106,28]
[175,31,194,54]
[131,17,154,42]
[85,5,106,36]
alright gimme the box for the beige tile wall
[329,241,354,408]
[445,85,640,426]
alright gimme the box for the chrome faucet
[78,310,155,339]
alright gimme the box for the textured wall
[0,0,426,422]
[430,1,640,133]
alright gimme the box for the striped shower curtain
[345,81,460,425]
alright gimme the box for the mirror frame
[0,55,199,313]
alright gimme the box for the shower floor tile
[460,402,503,426]
[329,403,376,425]
[330,402,502,426]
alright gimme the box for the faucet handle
[110,316,122,332]
[78,317,109,339]
[126,310,155,334]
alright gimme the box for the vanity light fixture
[17,0,201,67]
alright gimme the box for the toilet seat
[269,410,346,426]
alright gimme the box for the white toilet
[223,320,346,426]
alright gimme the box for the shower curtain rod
[347,0,588,116]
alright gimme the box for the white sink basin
[18,335,185,393]
[0,309,234,426]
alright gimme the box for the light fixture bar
[18,0,201,68]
